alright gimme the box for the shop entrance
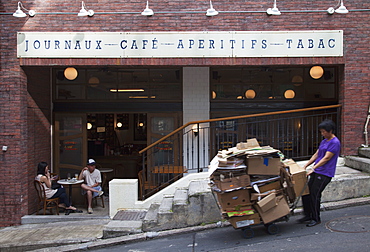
[53,112,181,181]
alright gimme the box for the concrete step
[322,166,370,202]
[158,196,174,214]
[188,179,210,196]
[344,156,370,173]
[102,220,142,238]
[173,189,188,205]
[359,147,370,158]
[142,203,160,231]
[21,214,109,225]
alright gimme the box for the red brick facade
[1,0,370,226]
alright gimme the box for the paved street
[92,204,370,252]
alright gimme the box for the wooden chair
[34,180,59,215]
[93,193,105,208]
[138,170,157,197]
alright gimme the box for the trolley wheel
[242,227,255,239]
[265,223,279,235]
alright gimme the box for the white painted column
[183,67,210,171]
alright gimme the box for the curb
[29,197,370,252]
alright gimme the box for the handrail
[139,104,341,154]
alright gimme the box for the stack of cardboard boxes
[209,138,309,229]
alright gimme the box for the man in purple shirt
[297,119,341,227]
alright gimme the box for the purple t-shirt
[314,136,341,177]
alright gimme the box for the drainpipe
[362,105,370,147]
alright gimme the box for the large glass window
[55,68,181,101]
[210,66,337,102]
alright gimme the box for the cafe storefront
[1,0,369,226]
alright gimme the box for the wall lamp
[192,124,199,137]
[78,1,94,17]
[13,1,35,18]
[327,0,348,14]
[141,1,154,16]
[206,1,218,17]
[266,0,281,15]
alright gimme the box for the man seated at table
[79,158,104,214]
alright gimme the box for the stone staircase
[103,150,370,238]
[141,180,221,232]
[344,147,370,173]
[103,179,222,238]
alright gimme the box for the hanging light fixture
[309,66,324,79]
[266,0,281,15]
[206,1,219,17]
[212,91,217,99]
[335,0,349,14]
[141,1,154,16]
[78,1,94,17]
[13,1,36,18]
[284,90,295,99]
[291,75,303,86]
[64,67,78,80]
[245,89,256,99]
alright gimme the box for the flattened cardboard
[247,157,281,175]
[255,195,290,224]
[215,188,251,211]
[213,174,251,191]
[228,213,261,229]
[257,180,282,193]
[256,193,277,212]
[236,138,260,150]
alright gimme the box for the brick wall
[25,67,52,214]
[1,0,370,226]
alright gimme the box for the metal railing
[138,104,341,200]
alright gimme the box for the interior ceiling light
[335,0,349,14]
[141,1,154,16]
[64,67,78,80]
[266,0,281,15]
[284,90,295,99]
[13,1,36,18]
[309,66,324,79]
[212,91,217,99]
[245,89,256,99]
[78,1,94,17]
[129,96,156,99]
[110,88,145,92]
[206,0,219,17]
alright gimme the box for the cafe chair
[34,180,59,215]
[93,192,105,208]
[138,170,157,197]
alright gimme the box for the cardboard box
[247,156,282,175]
[285,159,309,196]
[255,195,290,224]
[213,174,251,191]
[228,213,261,229]
[256,193,277,212]
[215,188,251,211]
[257,180,282,193]
[224,207,255,217]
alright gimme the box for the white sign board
[17,31,343,58]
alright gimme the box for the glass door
[147,113,182,166]
[54,113,87,178]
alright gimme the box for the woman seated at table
[35,161,77,211]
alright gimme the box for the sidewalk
[1,197,369,252]
[1,163,370,252]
